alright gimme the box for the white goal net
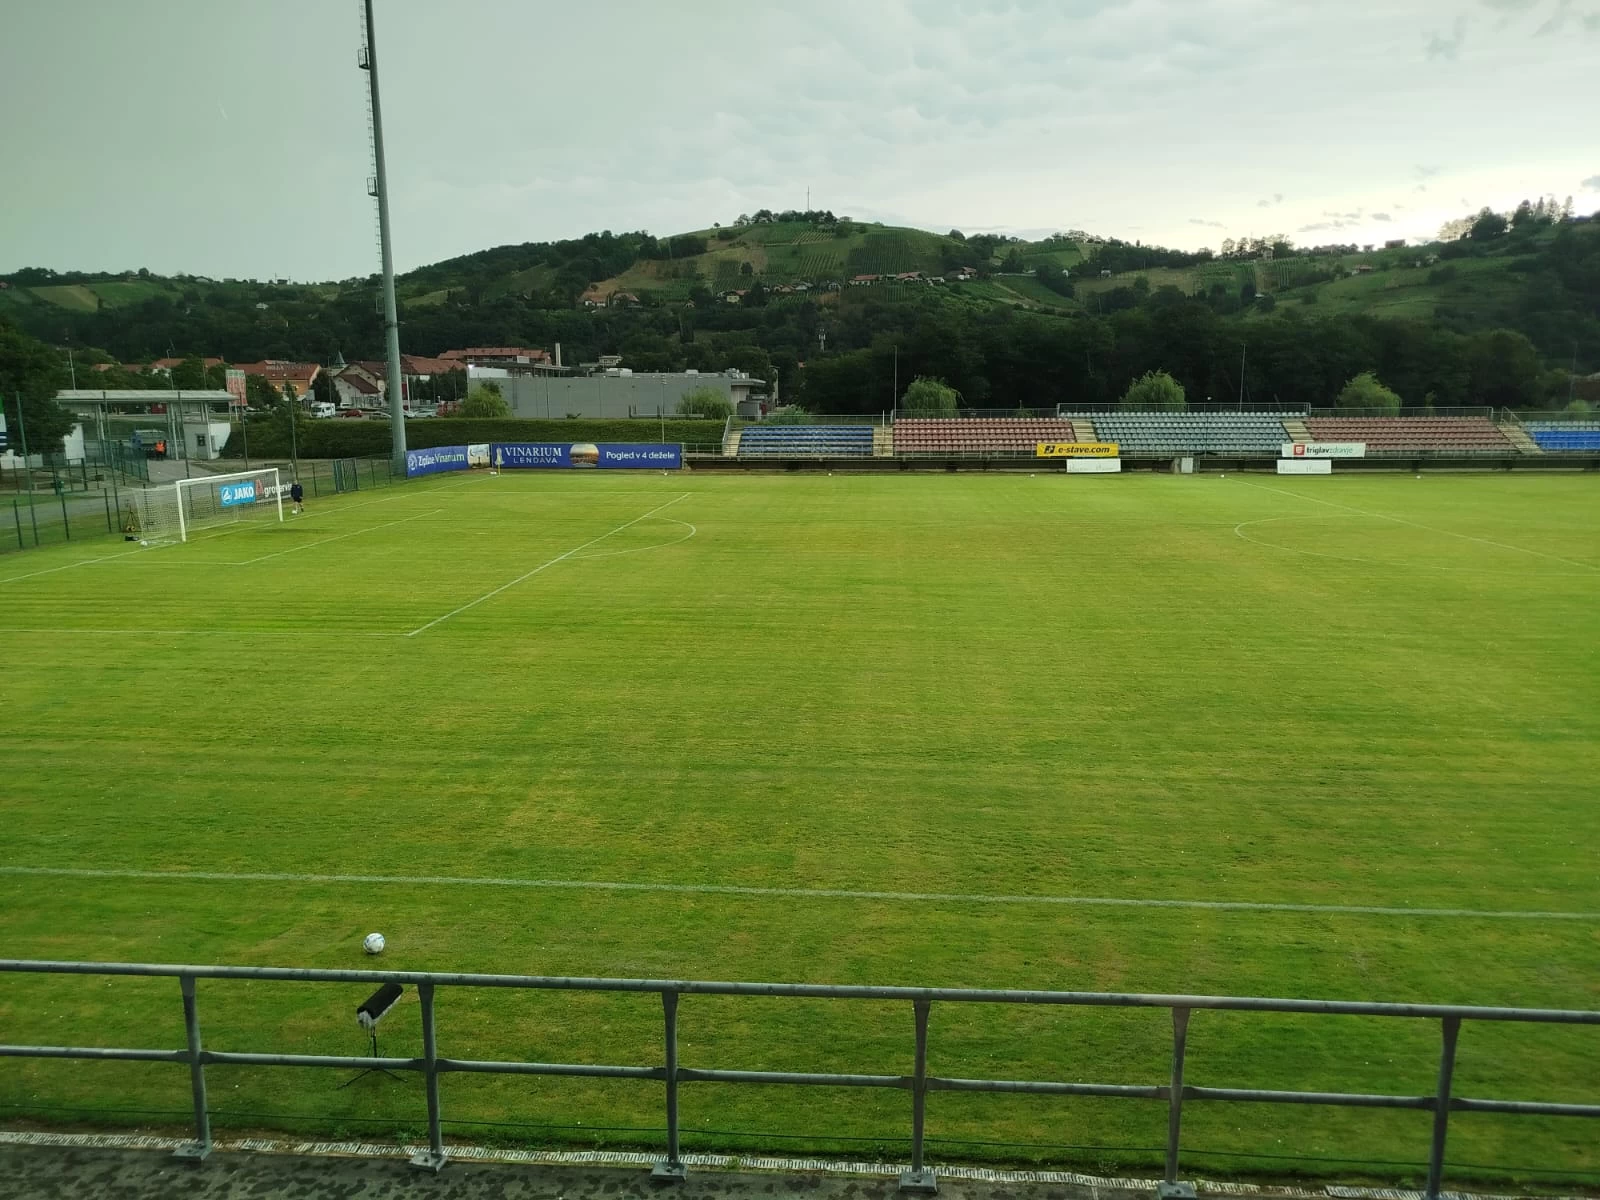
[125,469,283,544]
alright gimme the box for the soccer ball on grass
[363,932,386,955]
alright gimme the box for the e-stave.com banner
[405,444,471,477]
[490,442,683,470]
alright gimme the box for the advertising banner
[1066,458,1122,473]
[219,480,259,506]
[1036,442,1119,458]
[1277,459,1333,475]
[1282,442,1366,459]
[491,442,683,470]
[225,369,248,409]
[466,443,491,467]
[406,445,470,478]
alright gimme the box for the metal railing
[0,960,1595,1194]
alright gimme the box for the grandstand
[1304,416,1513,453]
[892,418,1086,453]
[1068,412,1292,455]
[1524,420,1600,451]
[737,425,875,457]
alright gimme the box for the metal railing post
[1426,1017,1461,1200]
[174,974,211,1161]
[900,999,936,1193]
[652,990,686,1181]
[409,981,447,1172]
[1158,1007,1194,1198]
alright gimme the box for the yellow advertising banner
[1035,442,1119,458]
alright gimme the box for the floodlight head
[356,982,403,1031]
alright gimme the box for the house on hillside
[791,281,811,293]
[438,347,549,372]
[233,359,321,399]
[332,366,384,408]
[950,267,977,281]
[850,274,879,286]
[608,292,641,308]
[1354,264,1375,274]
[895,271,924,283]
[717,289,743,304]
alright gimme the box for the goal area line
[2,866,1592,921]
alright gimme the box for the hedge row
[225,418,726,459]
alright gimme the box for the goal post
[126,468,283,544]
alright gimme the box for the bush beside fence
[224,418,725,460]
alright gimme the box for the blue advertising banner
[219,480,258,507]
[491,442,682,470]
[406,445,470,477]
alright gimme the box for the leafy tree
[739,261,754,277]
[762,405,813,425]
[1470,209,1508,241]
[1120,370,1186,411]
[901,376,960,416]
[0,319,74,456]
[461,381,510,418]
[676,386,733,419]
[244,373,284,409]
[1335,371,1402,414]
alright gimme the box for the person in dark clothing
[289,480,304,515]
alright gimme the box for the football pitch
[1,470,1597,1184]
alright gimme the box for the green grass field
[2,471,1597,1185]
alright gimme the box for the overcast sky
[2,0,1597,280]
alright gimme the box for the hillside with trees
[2,202,1596,421]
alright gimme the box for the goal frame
[173,468,283,542]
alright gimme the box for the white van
[311,402,338,418]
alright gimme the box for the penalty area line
[1230,478,1600,572]
[405,492,691,637]
[2,866,1593,921]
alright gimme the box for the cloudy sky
[2,0,1597,280]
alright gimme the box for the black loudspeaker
[357,982,404,1031]
[339,983,408,1088]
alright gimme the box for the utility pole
[1237,345,1247,410]
[361,0,407,475]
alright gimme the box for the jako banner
[406,445,470,477]
[491,443,683,470]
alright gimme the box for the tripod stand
[337,1026,410,1088]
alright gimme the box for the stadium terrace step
[723,429,742,457]
[737,426,875,457]
[872,427,894,457]
[1524,420,1600,451]
[1282,418,1312,442]
[1498,423,1541,454]
[1303,417,1514,453]
[1063,412,1294,455]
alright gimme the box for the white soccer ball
[139,540,149,547]
[363,932,386,955]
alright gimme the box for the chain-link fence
[1,456,403,556]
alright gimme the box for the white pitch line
[1232,478,1600,572]
[405,492,691,637]
[0,546,146,585]
[2,627,400,639]
[2,866,1592,921]
[236,509,442,564]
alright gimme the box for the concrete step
[723,429,742,457]
[1499,423,1541,454]
[873,427,894,457]
[1282,419,1312,442]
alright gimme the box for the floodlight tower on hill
[359,0,407,474]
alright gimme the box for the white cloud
[2,0,1598,275]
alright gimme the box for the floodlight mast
[361,0,407,474]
